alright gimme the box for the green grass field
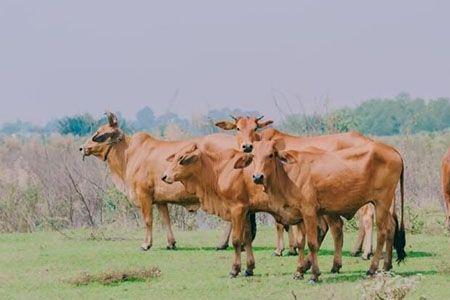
[1,226,449,300]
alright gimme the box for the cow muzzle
[252,173,264,184]
[161,174,174,184]
[242,144,253,153]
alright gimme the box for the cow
[79,112,247,251]
[161,143,345,277]
[440,148,450,232]
[240,140,406,282]
[216,116,375,258]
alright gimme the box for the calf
[242,140,406,282]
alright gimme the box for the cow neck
[105,135,130,180]
[268,159,300,203]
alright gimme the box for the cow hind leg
[303,214,321,283]
[294,222,307,279]
[361,205,374,260]
[383,213,396,271]
[367,203,390,276]
[157,204,176,249]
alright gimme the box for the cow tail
[394,160,406,263]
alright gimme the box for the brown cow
[216,116,375,258]
[440,148,450,232]
[162,143,345,277]
[242,140,406,282]
[79,112,239,250]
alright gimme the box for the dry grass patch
[68,266,161,286]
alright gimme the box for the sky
[1,1,449,124]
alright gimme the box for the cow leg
[157,204,176,249]
[274,222,285,256]
[287,225,298,256]
[300,216,329,273]
[367,204,389,276]
[244,215,256,276]
[361,205,374,260]
[294,221,307,279]
[229,205,246,278]
[139,193,153,251]
[445,193,450,233]
[327,216,344,273]
[303,213,321,283]
[217,222,232,250]
[383,212,396,271]
[351,210,365,257]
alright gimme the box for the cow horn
[105,111,118,127]
[230,115,238,121]
[256,115,264,122]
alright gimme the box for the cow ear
[234,154,254,169]
[180,152,199,165]
[215,121,236,130]
[257,120,273,129]
[166,153,176,162]
[277,150,296,164]
[106,111,119,128]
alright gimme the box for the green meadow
[1,225,449,300]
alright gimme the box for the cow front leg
[138,194,153,251]
[327,216,344,273]
[157,204,176,249]
[229,205,246,278]
[303,213,321,283]
[217,222,232,250]
[274,222,285,256]
[294,221,307,279]
[287,225,299,256]
[244,215,255,276]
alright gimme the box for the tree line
[2,93,450,137]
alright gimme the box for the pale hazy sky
[1,1,449,124]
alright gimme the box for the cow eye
[92,133,109,143]
[268,154,274,158]
[237,128,240,131]
[254,128,258,132]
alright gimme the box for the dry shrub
[68,266,161,286]
[360,273,421,300]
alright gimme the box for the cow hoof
[272,251,283,257]
[216,245,228,251]
[362,253,372,260]
[140,245,151,251]
[350,250,361,257]
[244,270,254,277]
[331,265,342,274]
[166,242,177,250]
[366,269,376,277]
[229,272,238,279]
[308,278,318,284]
[293,272,304,280]
[287,250,298,256]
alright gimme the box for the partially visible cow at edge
[215,116,375,259]
[162,143,345,278]
[79,112,247,251]
[440,148,450,232]
[239,140,406,282]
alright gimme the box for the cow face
[79,112,122,160]
[248,141,279,185]
[162,143,201,184]
[215,116,273,153]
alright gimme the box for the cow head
[79,112,124,161]
[234,140,293,186]
[215,116,273,153]
[162,143,201,184]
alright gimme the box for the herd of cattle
[79,112,450,282]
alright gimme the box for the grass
[0,225,449,300]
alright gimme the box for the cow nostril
[79,147,83,152]
[243,144,253,153]
[161,175,167,181]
